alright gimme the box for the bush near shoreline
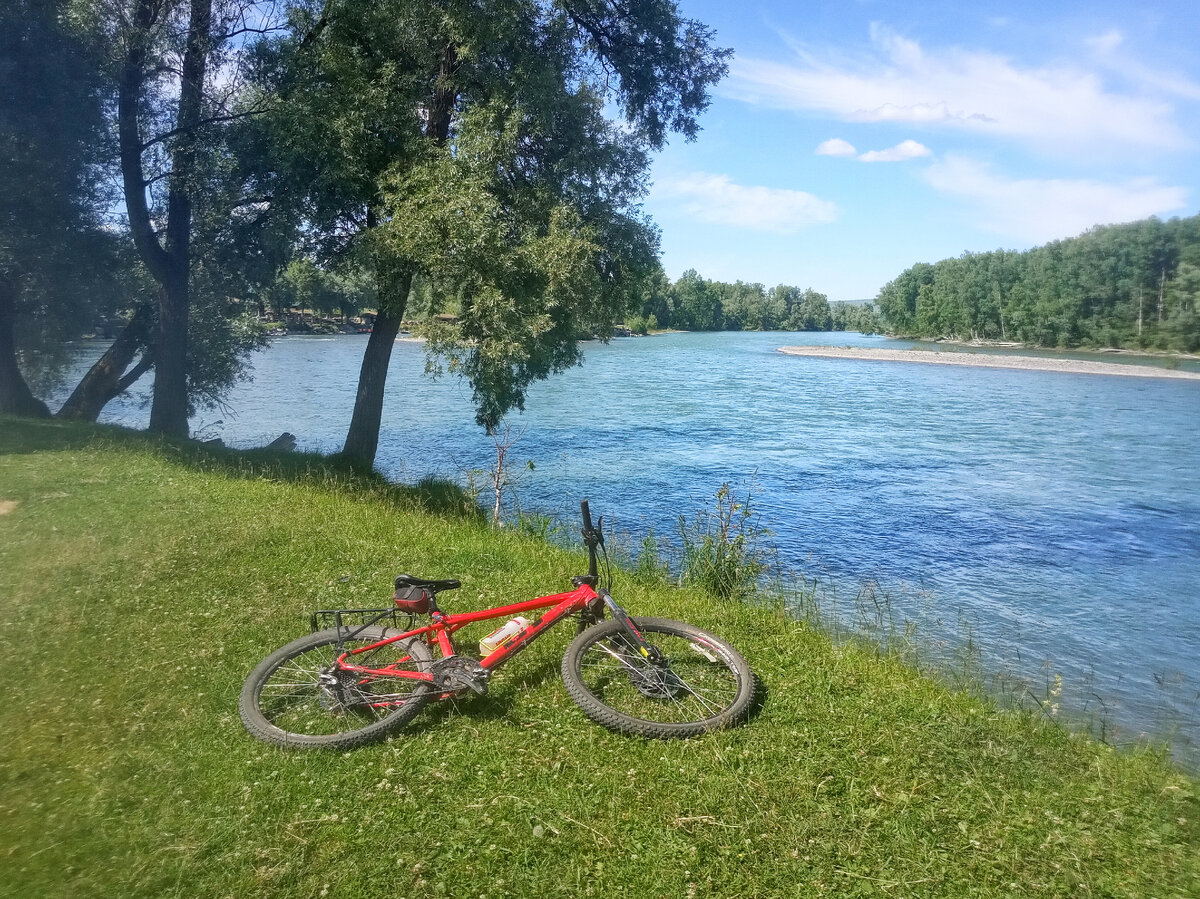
[1,416,1197,898]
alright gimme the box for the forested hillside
[876,215,1200,351]
[628,269,880,334]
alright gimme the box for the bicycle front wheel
[240,627,433,750]
[561,617,756,738]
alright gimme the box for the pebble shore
[778,346,1200,380]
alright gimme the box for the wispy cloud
[923,155,1189,243]
[858,140,931,162]
[727,24,1190,153]
[1086,28,1200,101]
[652,173,837,234]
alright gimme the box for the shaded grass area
[1,416,1197,898]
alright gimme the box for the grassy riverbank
[1,416,1197,898]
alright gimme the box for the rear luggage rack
[310,607,412,640]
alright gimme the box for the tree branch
[139,104,272,151]
[116,349,155,393]
[118,0,173,285]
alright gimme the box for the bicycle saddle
[394,574,461,592]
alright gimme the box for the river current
[59,331,1200,762]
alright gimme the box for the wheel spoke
[242,629,432,746]
[568,623,750,729]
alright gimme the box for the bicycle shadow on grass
[408,656,768,736]
[413,657,567,730]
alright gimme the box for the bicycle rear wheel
[240,627,433,750]
[561,617,756,738]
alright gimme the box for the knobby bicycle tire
[561,617,756,738]
[239,627,434,750]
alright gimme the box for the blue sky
[643,0,1200,300]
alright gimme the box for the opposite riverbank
[779,345,1200,380]
[1,416,1197,897]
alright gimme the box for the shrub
[676,482,772,600]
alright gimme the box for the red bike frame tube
[336,583,599,681]
[475,587,594,669]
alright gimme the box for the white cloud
[1086,28,1200,101]
[858,140,931,162]
[652,172,837,234]
[923,155,1189,243]
[726,25,1189,153]
[816,138,857,157]
[817,138,932,162]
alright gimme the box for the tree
[876,263,934,335]
[786,288,832,331]
[872,214,1200,350]
[0,0,108,417]
[260,0,729,462]
[384,108,661,432]
[110,0,285,435]
[672,269,723,331]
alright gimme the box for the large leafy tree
[383,98,661,432]
[0,0,109,417]
[258,0,728,464]
[110,0,286,435]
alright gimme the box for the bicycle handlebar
[580,499,599,580]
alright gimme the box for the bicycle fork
[599,590,664,664]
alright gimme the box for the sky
[642,0,1200,301]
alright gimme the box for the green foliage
[514,509,564,541]
[0,0,116,392]
[262,259,370,320]
[876,215,1200,351]
[184,301,270,414]
[676,483,772,601]
[385,97,660,431]
[635,270,879,333]
[625,314,650,335]
[249,0,729,438]
[632,529,672,585]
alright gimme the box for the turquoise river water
[59,331,1200,764]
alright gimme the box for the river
[56,331,1200,764]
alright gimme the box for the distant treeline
[876,214,1200,352]
[627,269,881,334]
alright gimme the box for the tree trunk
[995,283,1006,340]
[0,277,50,418]
[148,273,190,435]
[340,46,457,467]
[119,0,212,438]
[57,303,154,421]
[341,301,406,467]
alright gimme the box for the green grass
[1,415,1197,898]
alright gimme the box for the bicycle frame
[333,581,602,695]
[335,500,621,700]
[241,498,756,747]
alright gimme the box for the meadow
[1,417,1196,898]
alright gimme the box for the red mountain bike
[239,501,756,749]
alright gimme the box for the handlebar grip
[580,499,595,534]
